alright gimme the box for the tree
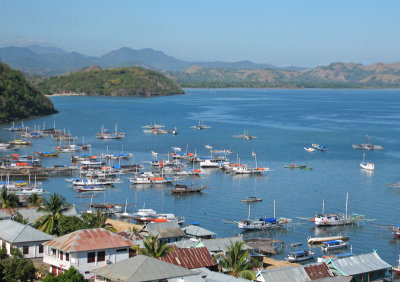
[43,267,85,282]
[12,211,29,225]
[215,241,257,280]
[0,190,19,208]
[34,193,70,235]
[81,211,116,232]
[57,216,85,236]
[27,193,42,206]
[140,234,172,258]
[0,248,36,282]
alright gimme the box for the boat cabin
[321,240,347,252]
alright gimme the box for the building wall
[0,239,45,258]
[44,246,130,279]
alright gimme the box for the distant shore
[45,93,87,97]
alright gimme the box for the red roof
[304,263,333,280]
[159,247,216,269]
[44,228,132,252]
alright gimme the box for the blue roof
[324,240,341,244]
[295,251,306,254]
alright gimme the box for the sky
[1,0,399,67]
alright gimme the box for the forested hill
[0,62,56,123]
[37,67,184,96]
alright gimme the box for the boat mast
[124,199,128,214]
[273,200,276,218]
[322,200,325,214]
[248,204,251,220]
[345,192,349,220]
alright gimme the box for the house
[324,252,392,281]
[256,263,351,282]
[201,236,248,256]
[92,255,196,282]
[182,224,216,239]
[142,221,186,244]
[0,219,54,258]
[159,246,217,270]
[169,267,250,282]
[43,228,133,279]
[0,206,78,225]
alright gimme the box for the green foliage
[37,67,184,96]
[27,193,42,206]
[12,211,29,225]
[0,190,20,208]
[0,62,56,123]
[215,241,256,278]
[34,193,70,235]
[0,248,7,260]
[43,267,85,282]
[140,234,173,258]
[0,248,36,282]
[57,216,86,236]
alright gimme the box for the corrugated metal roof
[160,247,216,269]
[145,222,185,239]
[91,255,195,282]
[259,266,311,282]
[304,263,333,280]
[193,268,250,282]
[174,239,200,249]
[0,206,77,225]
[44,228,132,252]
[0,219,54,243]
[0,210,11,220]
[202,236,244,253]
[118,231,144,248]
[182,225,216,237]
[329,252,391,276]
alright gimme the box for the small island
[0,62,56,123]
[37,66,184,97]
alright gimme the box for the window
[87,252,96,263]
[52,249,56,256]
[129,248,135,258]
[97,251,105,262]
[39,245,44,254]
[23,246,29,255]
[116,248,127,252]
[66,253,69,261]
[60,251,63,260]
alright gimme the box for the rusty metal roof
[159,247,216,269]
[304,263,333,280]
[44,228,132,252]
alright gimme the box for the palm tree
[216,241,256,280]
[27,193,42,207]
[140,234,173,258]
[0,189,20,208]
[35,193,70,235]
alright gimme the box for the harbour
[0,88,400,266]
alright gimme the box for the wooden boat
[77,186,106,192]
[171,184,207,194]
[312,144,327,151]
[304,146,316,152]
[321,240,347,252]
[284,164,307,169]
[190,120,211,130]
[8,139,31,145]
[392,225,400,238]
[234,130,257,140]
[38,151,59,157]
[352,135,383,150]
[393,255,400,275]
[96,124,125,139]
[285,250,315,262]
[307,234,349,244]
[242,196,262,203]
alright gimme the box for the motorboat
[304,146,316,152]
[8,139,31,145]
[200,159,220,168]
[321,240,347,252]
[238,217,283,231]
[360,153,374,170]
[77,186,107,192]
[312,144,327,151]
[171,184,207,194]
[307,234,349,244]
[285,250,315,262]
[392,225,400,238]
[241,197,262,203]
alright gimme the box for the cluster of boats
[96,125,125,139]
[304,144,327,152]
[142,123,178,135]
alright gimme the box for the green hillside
[0,62,56,122]
[37,67,184,96]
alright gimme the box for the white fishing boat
[96,124,125,139]
[321,240,347,252]
[304,146,316,152]
[307,234,349,244]
[115,199,135,218]
[191,120,211,130]
[285,250,315,262]
[172,127,178,135]
[77,186,107,192]
[360,152,374,170]
[199,159,220,168]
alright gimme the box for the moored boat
[171,184,207,194]
[77,186,107,192]
[321,240,347,252]
[307,234,349,244]
[360,153,374,170]
[304,146,316,152]
[285,250,315,262]
[241,196,262,203]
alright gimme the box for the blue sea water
[1,88,400,264]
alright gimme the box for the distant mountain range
[0,45,399,87]
[0,45,283,76]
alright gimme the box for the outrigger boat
[284,164,307,169]
[171,184,207,194]
[8,139,31,145]
[77,186,107,192]
[242,197,262,203]
[312,144,327,151]
[352,135,383,150]
[233,130,257,140]
[191,120,211,130]
[238,201,286,231]
[7,121,29,132]
[97,124,125,139]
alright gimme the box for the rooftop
[44,228,132,252]
[182,225,216,237]
[0,219,54,243]
[144,221,185,239]
[160,246,216,269]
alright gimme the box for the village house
[0,219,54,258]
[142,221,186,244]
[181,224,216,239]
[160,246,217,270]
[43,228,133,279]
